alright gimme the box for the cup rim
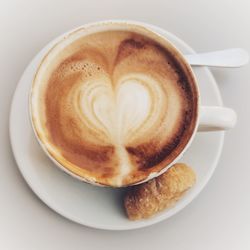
[29,20,200,187]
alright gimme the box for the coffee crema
[31,27,198,187]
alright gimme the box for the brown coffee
[31,27,198,187]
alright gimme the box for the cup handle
[198,106,237,131]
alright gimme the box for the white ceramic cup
[30,20,237,186]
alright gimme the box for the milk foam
[31,27,197,186]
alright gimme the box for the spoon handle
[184,48,249,67]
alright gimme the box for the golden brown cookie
[124,163,196,220]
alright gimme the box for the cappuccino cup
[30,20,236,187]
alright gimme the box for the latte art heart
[79,75,165,144]
[31,28,198,186]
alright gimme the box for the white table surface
[1,0,250,249]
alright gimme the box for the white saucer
[9,22,224,230]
